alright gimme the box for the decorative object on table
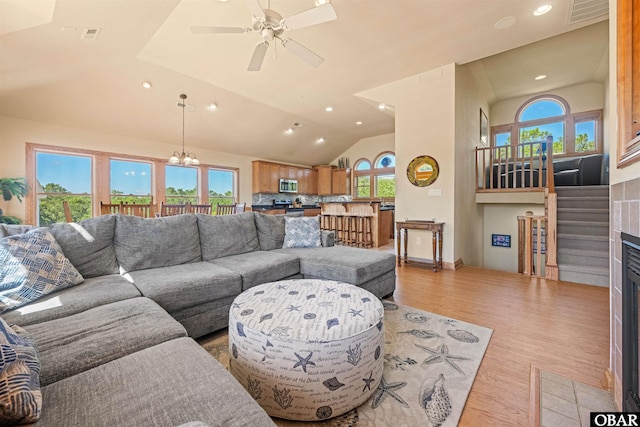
[203,299,492,427]
[0,177,28,224]
[406,155,439,187]
[169,94,200,166]
[479,108,488,147]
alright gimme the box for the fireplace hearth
[622,232,640,411]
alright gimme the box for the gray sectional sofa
[0,212,396,426]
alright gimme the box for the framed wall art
[480,108,488,147]
[406,155,439,187]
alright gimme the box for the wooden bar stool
[350,204,374,248]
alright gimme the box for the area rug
[200,300,492,427]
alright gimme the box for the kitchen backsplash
[252,193,353,205]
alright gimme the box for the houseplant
[0,177,28,224]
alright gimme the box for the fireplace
[622,232,640,411]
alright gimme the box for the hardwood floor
[391,261,610,426]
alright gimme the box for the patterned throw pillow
[0,228,84,314]
[0,317,41,424]
[282,216,321,248]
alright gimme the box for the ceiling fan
[191,0,337,71]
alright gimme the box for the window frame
[491,95,603,159]
[352,152,396,200]
[25,143,239,225]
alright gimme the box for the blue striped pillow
[0,228,84,314]
[0,317,41,424]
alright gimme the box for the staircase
[556,185,609,287]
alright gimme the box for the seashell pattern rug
[199,300,492,427]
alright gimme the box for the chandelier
[169,94,200,166]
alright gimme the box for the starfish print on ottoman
[416,343,471,375]
[362,371,375,392]
[293,351,316,373]
[371,376,409,409]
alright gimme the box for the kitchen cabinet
[252,161,280,193]
[378,209,393,246]
[304,208,321,217]
[331,168,349,195]
[297,168,314,194]
[617,0,640,166]
[314,165,334,195]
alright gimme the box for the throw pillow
[0,228,84,314]
[0,317,41,424]
[282,216,321,248]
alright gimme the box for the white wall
[0,115,257,222]
[482,204,545,272]
[357,64,457,264]
[454,64,486,267]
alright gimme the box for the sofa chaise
[0,212,396,426]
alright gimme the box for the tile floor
[540,370,617,427]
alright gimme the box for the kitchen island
[319,202,394,248]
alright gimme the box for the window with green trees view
[28,144,239,226]
[353,152,395,199]
[36,152,93,226]
[491,95,602,158]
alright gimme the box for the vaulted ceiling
[0,0,609,165]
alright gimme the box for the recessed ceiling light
[325,106,333,112]
[533,4,552,16]
[494,16,517,30]
[316,137,325,144]
[314,0,329,6]
[208,103,218,110]
[285,128,294,135]
[356,121,363,125]
[378,103,386,110]
[141,81,152,89]
[534,74,547,80]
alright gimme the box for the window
[353,152,396,199]
[208,168,235,212]
[165,166,198,204]
[35,151,93,225]
[491,95,602,158]
[26,143,241,225]
[110,159,152,203]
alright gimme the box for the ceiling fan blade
[245,0,266,20]
[280,3,337,31]
[190,26,249,34]
[281,38,324,67]
[248,42,269,71]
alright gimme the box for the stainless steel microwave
[279,178,298,193]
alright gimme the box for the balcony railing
[476,141,555,193]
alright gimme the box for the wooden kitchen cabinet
[252,161,280,193]
[331,168,349,195]
[304,208,321,217]
[314,165,334,195]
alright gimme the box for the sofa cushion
[554,169,579,186]
[282,216,321,248]
[114,214,201,273]
[197,212,260,261]
[127,262,242,313]
[0,224,33,238]
[275,245,396,286]
[0,229,84,314]
[24,297,187,386]
[1,274,141,327]
[209,251,300,290]
[36,337,276,427]
[47,215,119,278]
[254,212,285,250]
[0,317,41,424]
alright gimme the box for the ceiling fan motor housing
[252,9,284,38]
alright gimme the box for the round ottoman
[228,279,384,421]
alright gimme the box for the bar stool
[342,211,357,247]
[321,204,347,245]
[350,204,374,248]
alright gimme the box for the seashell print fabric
[229,279,385,421]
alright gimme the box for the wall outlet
[416,237,422,245]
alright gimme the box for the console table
[396,221,444,272]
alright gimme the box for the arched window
[492,94,602,157]
[353,153,395,199]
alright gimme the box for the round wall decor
[406,155,439,187]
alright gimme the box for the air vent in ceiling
[80,27,101,40]
[567,0,608,24]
